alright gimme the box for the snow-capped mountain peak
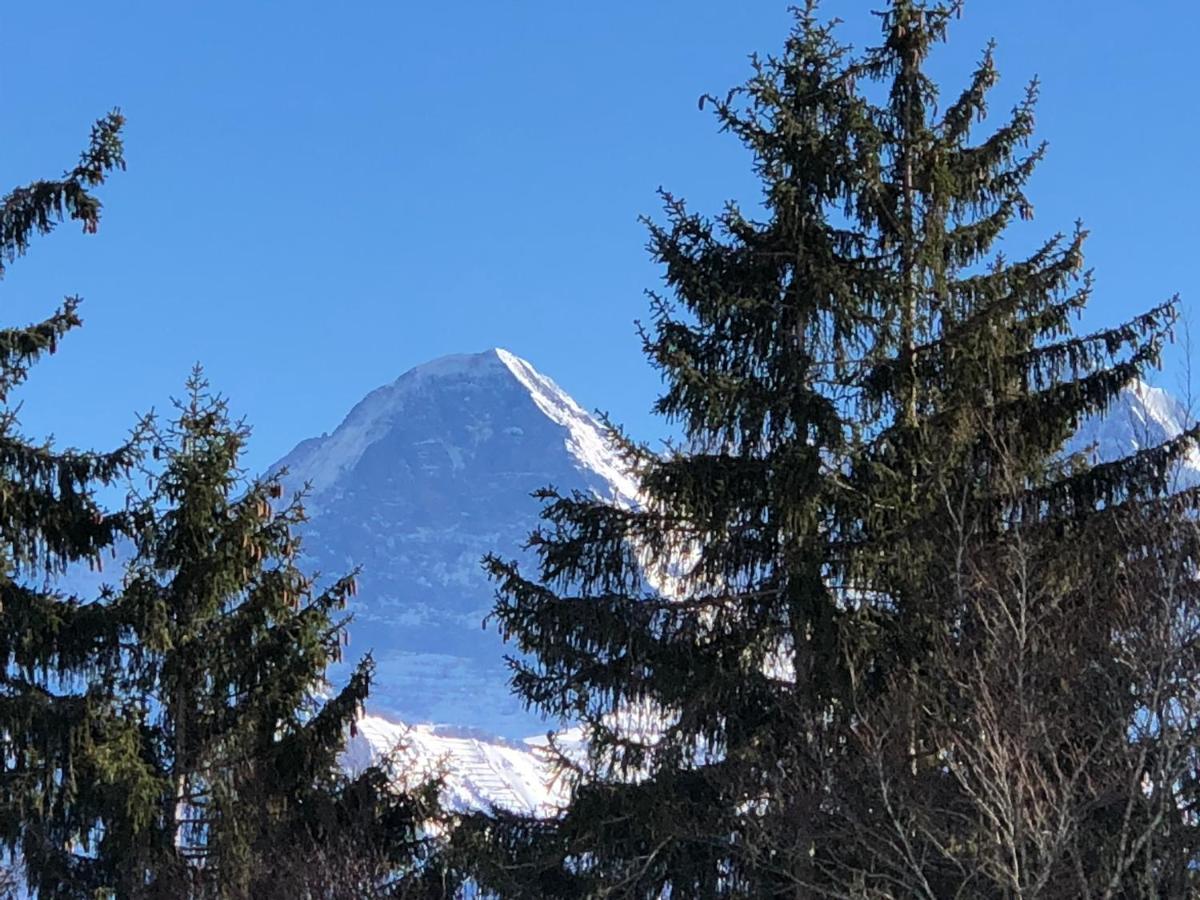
[1070,378,1200,480]
[269,349,635,739]
[494,348,639,505]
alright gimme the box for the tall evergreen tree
[473,2,1192,896]
[102,372,446,898]
[0,111,146,897]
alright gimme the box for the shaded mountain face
[271,349,637,739]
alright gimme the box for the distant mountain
[270,349,638,740]
[342,715,571,816]
[311,361,1198,812]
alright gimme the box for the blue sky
[1,1,1196,476]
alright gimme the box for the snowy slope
[342,715,568,816]
[270,349,637,739]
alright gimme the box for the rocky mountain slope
[271,348,638,740]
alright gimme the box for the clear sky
[1,1,1196,477]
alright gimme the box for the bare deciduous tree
[755,436,1200,899]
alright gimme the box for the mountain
[271,348,638,740]
[294,358,1197,813]
[342,715,572,816]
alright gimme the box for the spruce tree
[106,372,445,898]
[475,2,1191,896]
[0,111,146,897]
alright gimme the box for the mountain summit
[271,349,637,738]
[272,351,1198,742]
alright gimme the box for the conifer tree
[0,111,146,897]
[474,2,1193,896]
[104,372,446,898]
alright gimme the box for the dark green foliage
[0,111,144,897]
[479,2,1196,896]
[97,372,444,898]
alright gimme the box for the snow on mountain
[44,357,1200,817]
[270,348,637,740]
